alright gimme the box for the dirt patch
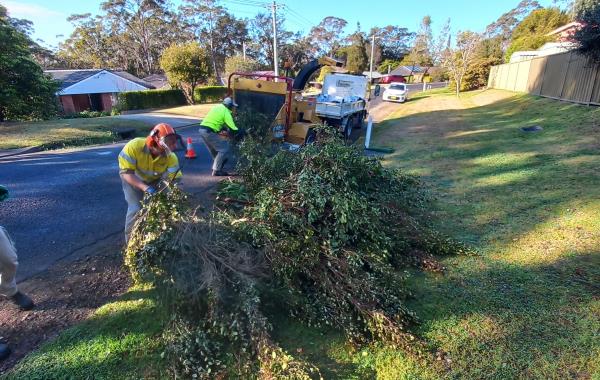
[0,189,217,375]
[0,236,130,374]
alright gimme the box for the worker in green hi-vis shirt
[198,97,240,176]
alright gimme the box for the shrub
[225,56,261,76]
[117,89,187,111]
[193,86,227,103]
[573,0,600,62]
[62,110,111,119]
[453,56,503,91]
[160,42,212,104]
[125,120,474,378]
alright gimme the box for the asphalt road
[0,114,221,282]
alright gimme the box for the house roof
[362,71,383,78]
[45,69,102,91]
[142,74,170,89]
[546,21,582,36]
[389,65,427,77]
[45,69,154,91]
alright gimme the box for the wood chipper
[227,57,369,150]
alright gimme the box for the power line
[281,4,315,27]
[220,0,269,9]
[280,9,312,30]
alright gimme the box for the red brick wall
[101,93,113,111]
[60,95,76,114]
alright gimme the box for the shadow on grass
[374,94,600,245]
[408,250,599,379]
[370,91,600,378]
[5,287,169,380]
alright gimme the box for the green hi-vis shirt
[118,138,182,183]
[200,104,238,132]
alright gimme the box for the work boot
[212,170,230,177]
[11,291,34,311]
[0,343,10,361]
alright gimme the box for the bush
[193,86,227,103]
[454,56,503,91]
[125,120,474,378]
[117,89,187,111]
[62,110,111,119]
[573,0,600,62]
[316,66,334,83]
[225,56,261,77]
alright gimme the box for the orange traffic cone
[185,137,197,159]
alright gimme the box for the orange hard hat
[146,123,177,153]
[150,123,175,138]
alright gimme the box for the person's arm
[165,155,183,181]
[120,170,152,192]
[223,108,238,131]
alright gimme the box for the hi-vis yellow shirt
[118,138,182,183]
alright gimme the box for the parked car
[382,82,408,103]
[379,75,406,84]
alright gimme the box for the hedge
[193,86,227,103]
[118,89,187,111]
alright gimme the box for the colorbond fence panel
[488,51,600,105]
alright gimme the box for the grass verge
[0,118,150,150]
[3,285,168,380]
[369,88,600,379]
[6,89,598,379]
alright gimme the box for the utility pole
[271,1,279,76]
[243,42,246,61]
[369,34,375,83]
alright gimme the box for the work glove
[235,128,246,138]
[145,186,157,196]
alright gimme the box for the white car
[382,82,408,103]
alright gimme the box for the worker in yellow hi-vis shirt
[118,123,182,241]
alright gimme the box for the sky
[2,0,560,49]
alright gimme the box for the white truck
[315,73,369,139]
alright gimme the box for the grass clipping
[125,121,472,379]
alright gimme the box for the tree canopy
[573,0,600,62]
[0,5,58,121]
[505,7,570,61]
[160,42,211,103]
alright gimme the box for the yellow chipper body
[227,57,368,149]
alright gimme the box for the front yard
[371,89,600,378]
[0,118,150,150]
[5,89,599,379]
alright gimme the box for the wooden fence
[487,51,600,105]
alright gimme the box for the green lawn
[0,117,150,150]
[155,103,216,118]
[4,285,168,380]
[370,89,600,379]
[4,89,599,379]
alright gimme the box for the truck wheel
[344,117,353,141]
[354,113,364,129]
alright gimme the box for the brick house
[44,69,154,114]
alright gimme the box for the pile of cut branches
[125,122,473,378]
